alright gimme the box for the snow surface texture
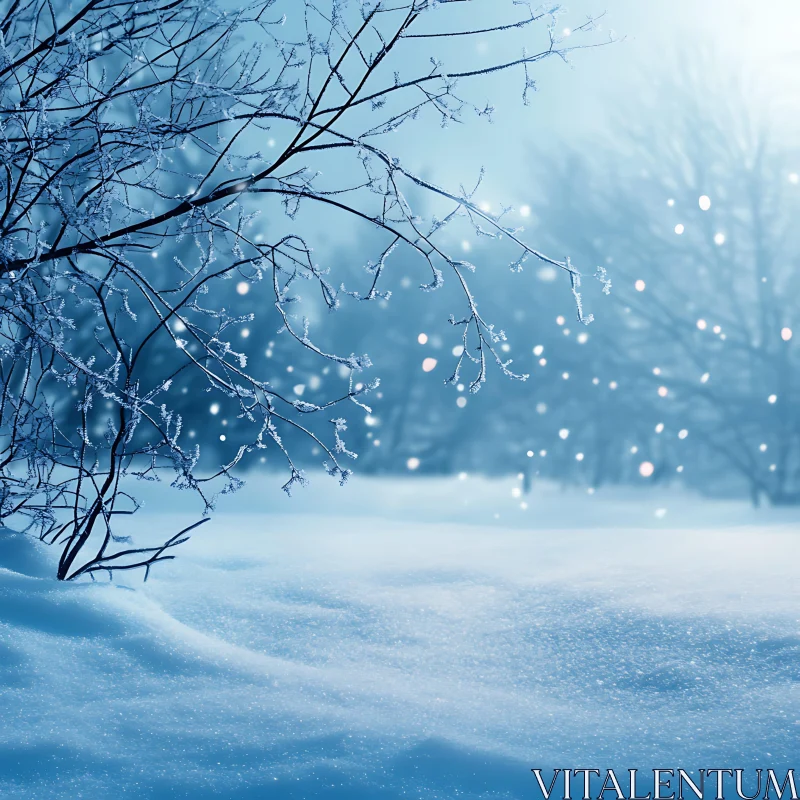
[1,475,799,799]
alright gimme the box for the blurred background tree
[289,54,800,510]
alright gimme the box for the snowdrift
[1,476,799,798]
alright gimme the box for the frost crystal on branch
[0,0,607,580]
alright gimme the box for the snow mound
[1,479,800,799]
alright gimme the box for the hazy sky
[253,1,800,252]
[397,0,800,210]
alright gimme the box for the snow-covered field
[2,475,799,799]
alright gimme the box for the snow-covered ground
[2,475,800,799]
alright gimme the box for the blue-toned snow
[1,475,799,798]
